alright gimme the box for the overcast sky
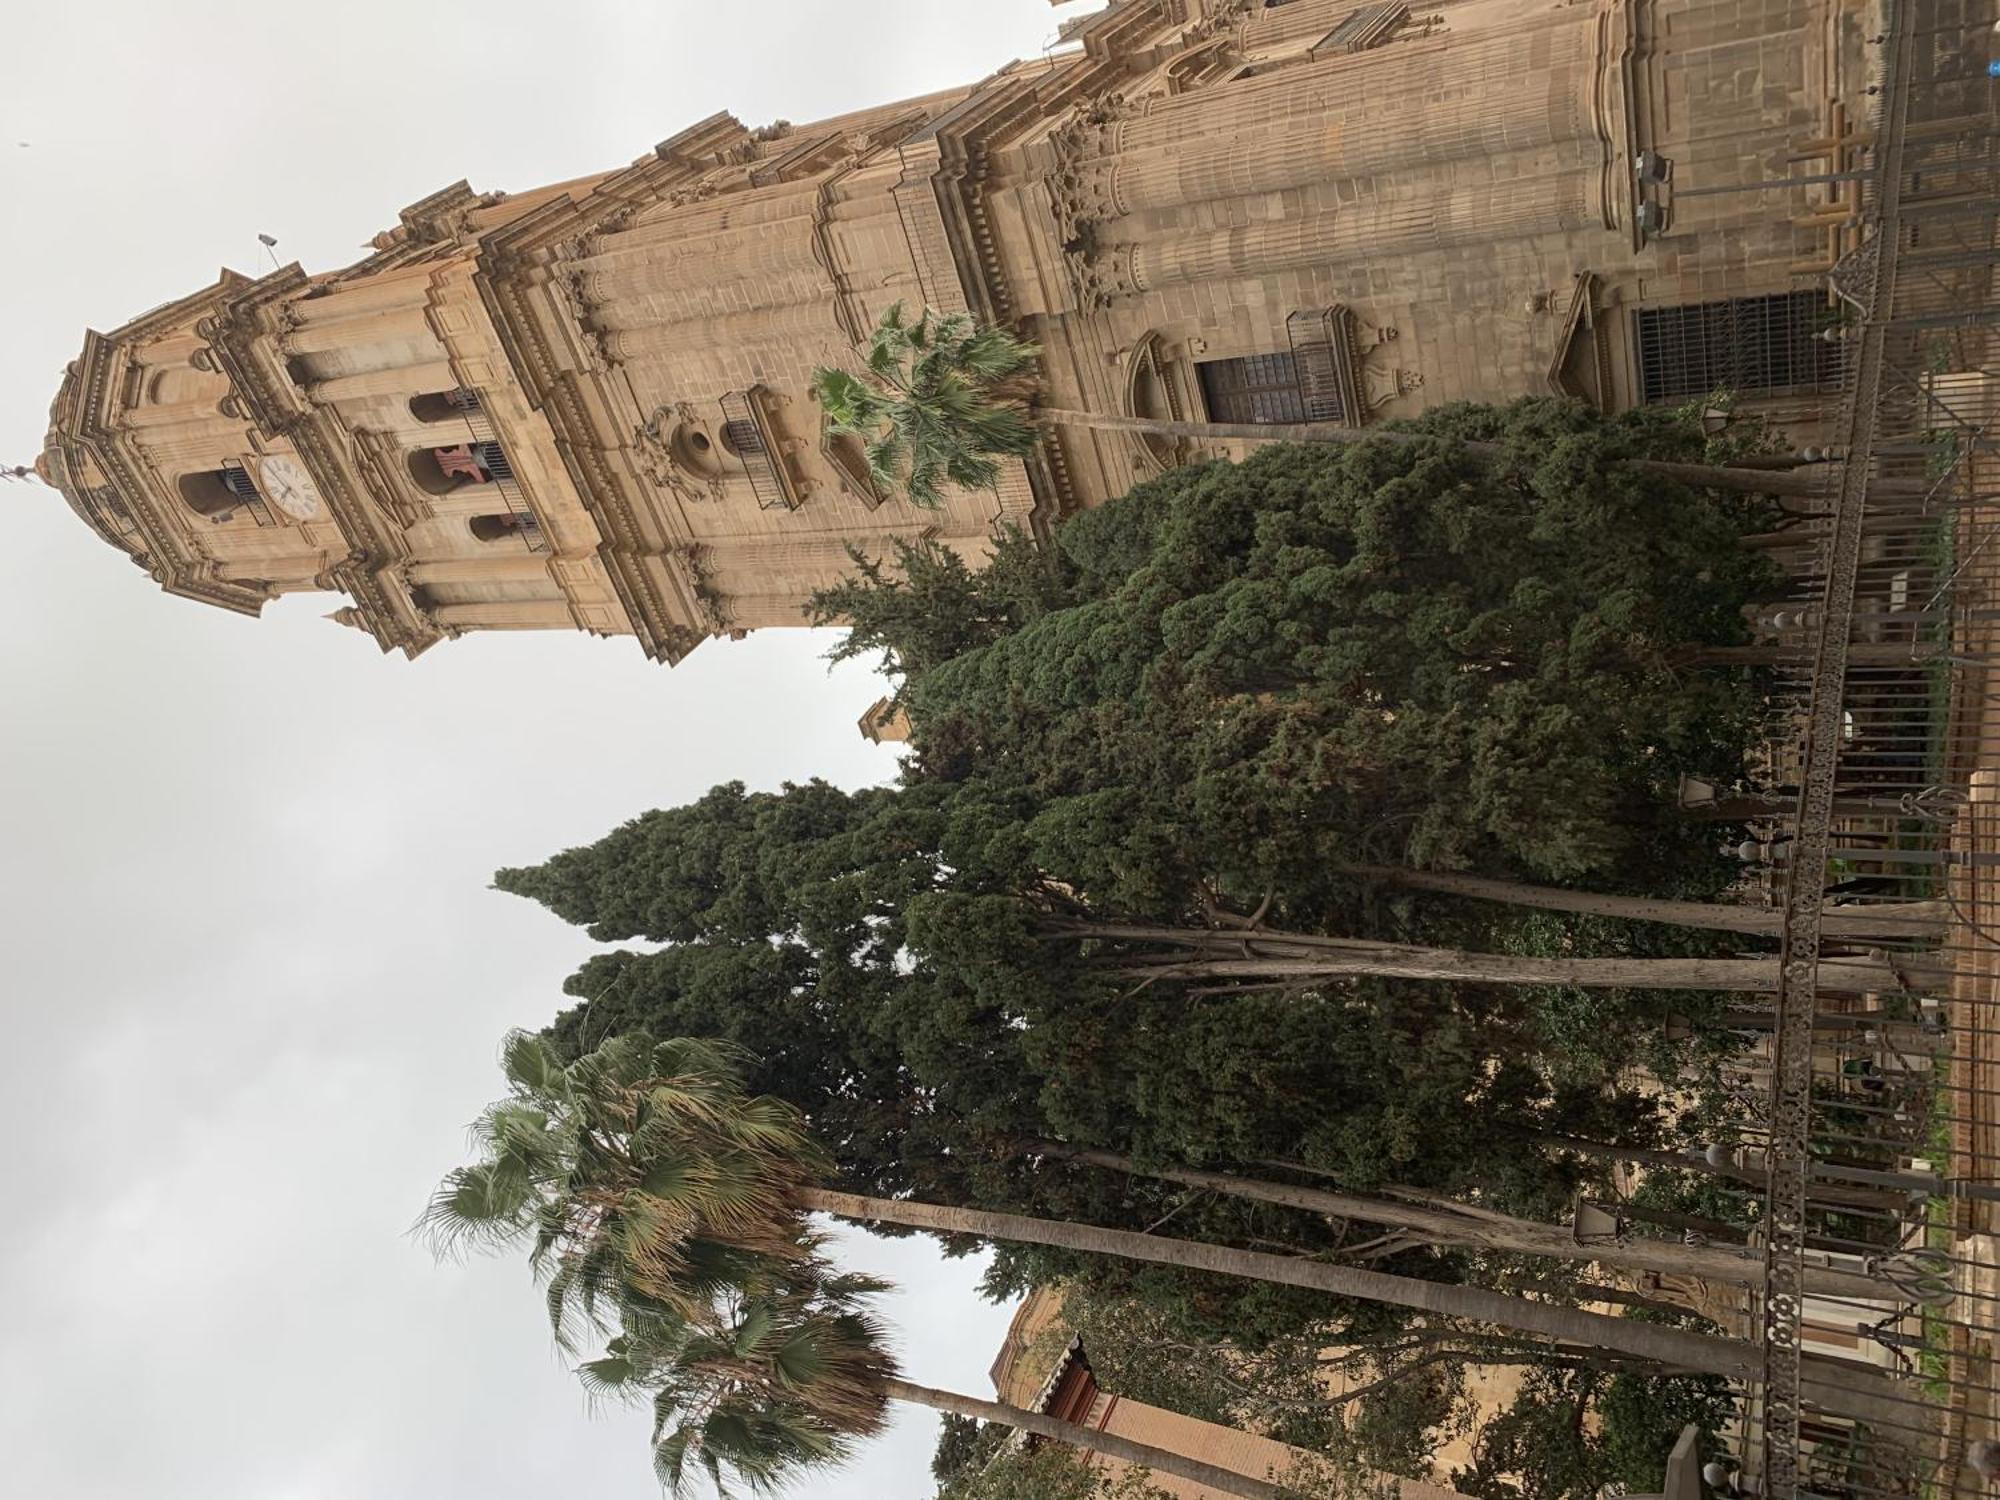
[0,4,1088,1496]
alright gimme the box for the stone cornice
[330,558,443,657]
[198,261,312,439]
[48,310,272,612]
[399,179,496,242]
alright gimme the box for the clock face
[257,454,323,520]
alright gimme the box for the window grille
[1313,2,1411,54]
[1634,291,1841,403]
[1286,308,1362,423]
[471,440,514,483]
[220,466,277,527]
[720,390,798,510]
[1196,352,1309,424]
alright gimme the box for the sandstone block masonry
[41,0,1872,663]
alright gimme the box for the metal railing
[720,389,799,511]
[220,466,277,528]
[1670,2,2000,1491]
[429,392,549,554]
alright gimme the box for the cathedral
[40,0,1867,663]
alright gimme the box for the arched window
[408,440,512,496]
[408,388,482,424]
[177,465,265,521]
[469,512,542,544]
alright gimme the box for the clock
[257,454,323,521]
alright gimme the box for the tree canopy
[499,399,1775,1351]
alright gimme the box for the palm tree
[591,1269,1288,1498]
[814,303,1041,509]
[429,1033,1915,1479]
[425,1031,1290,1499]
[814,305,1844,505]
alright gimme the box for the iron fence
[1654,1,2000,1491]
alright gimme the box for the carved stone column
[1080,80,1587,216]
[406,556,553,586]
[599,299,840,359]
[1119,172,1591,292]
[281,305,434,357]
[306,360,458,406]
[718,591,817,630]
[1116,11,1592,150]
[431,599,575,629]
[286,269,437,327]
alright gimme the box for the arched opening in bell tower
[409,389,483,424]
[177,465,264,520]
[468,512,541,544]
[407,440,512,496]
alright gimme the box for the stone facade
[41,0,1872,663]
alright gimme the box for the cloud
[0,4,1062,1494]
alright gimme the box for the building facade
[989,1288,1476,1499]
[40,0,1871,663]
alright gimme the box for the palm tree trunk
[805,1191,1919,1430]
[1334,863,1947,940]
[801,1187,1756,1380]
[1065,921,1941,994]
[1034,1142,1891,1302]
[883,1378,1284,1500]
[1035,408,1828,498]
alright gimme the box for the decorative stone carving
[662,542,729,634]
[1046,97,1144,310]
[552,267,615,374]
[635,404,726,504]
[350,426,431,529]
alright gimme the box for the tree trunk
[883,1378,1284,1500]
[800,1188,1758,1380]
[1035,1142,1891,1303]
[1036,407,1831,498]
[807,1191,1917,1431]
[1686,641,1948,666]
[1067,921,1940,994]
[1525,1132,1914,1212]
[1334,863,1947,940]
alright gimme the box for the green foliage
[1599,1371,1730,1491]
[932,1441,1171,1500]
[1451,1367,1728,1499]
[812,303,1041,508]
[428,1032,953,1497]
[933,1414,1010,1484]
[1344,1359,1469,1478]
[503,396,1780,1387]
[896,401,1772,900]
[811,526,1084,690]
